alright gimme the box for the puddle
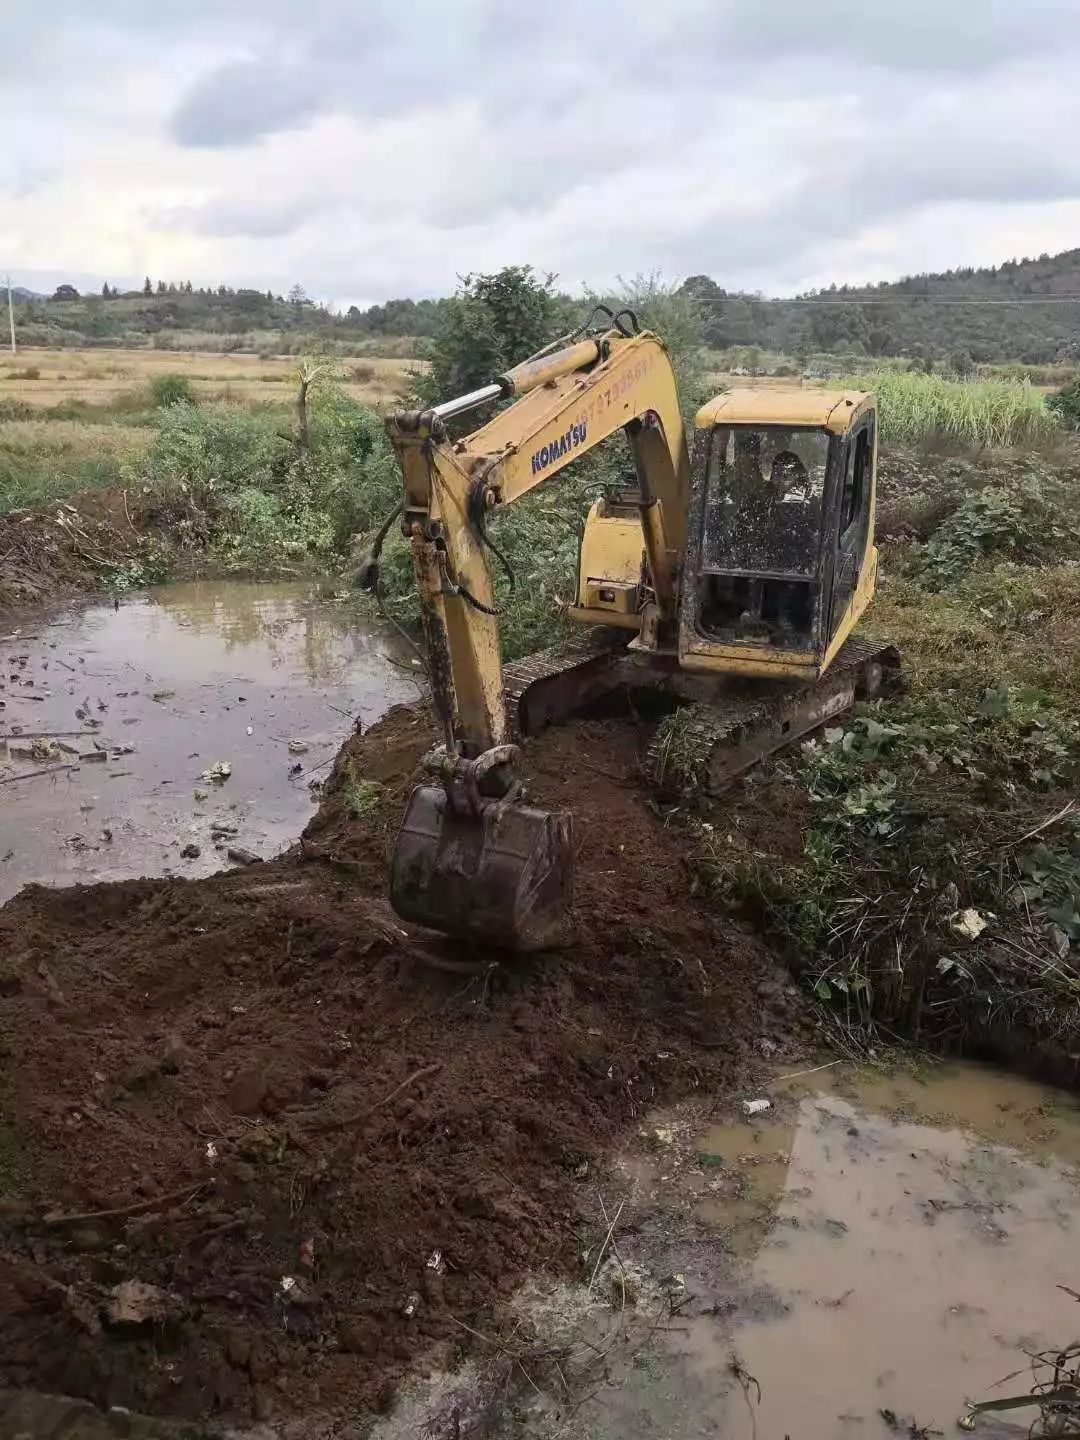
[573,1061,1080,1440]
[0,580,420,900]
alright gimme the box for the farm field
[0,346,419,411]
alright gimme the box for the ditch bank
[0,705,798,1429]
[0,489,152,610]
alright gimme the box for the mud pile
[0,489,148,608]
[0,707,797,1427]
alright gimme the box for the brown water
[579,1061,1080,1440]
[0,580,421,900]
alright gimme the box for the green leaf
[977,685,1011,719]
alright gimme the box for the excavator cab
[678,390,878,683]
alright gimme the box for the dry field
[0,347,420,410]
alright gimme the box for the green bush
[1048,378,1080,430]
[149,372,197,408]
[135,402,289,504]
[905,478,1080,589]
[212,485,334,572]
[123,386,411,575]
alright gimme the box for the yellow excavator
[374,311,895,950]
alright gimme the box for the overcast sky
[4,1,1080,309]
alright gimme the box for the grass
[0,419,152,514]
[845,370,1060,449]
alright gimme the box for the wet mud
[0,700,792,1428]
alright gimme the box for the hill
[8,283,450,356]
[682,249,1080,365]
[9,246,1080,364]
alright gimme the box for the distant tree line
[678,249,1080,365]
[27,245,1080,364]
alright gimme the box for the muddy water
[0,580,420,900]
[594,1061,1080,1440]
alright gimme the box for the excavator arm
[384,326,690,949]
[388,327,689,759]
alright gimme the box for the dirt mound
[0,707,798,1428]
[0,490,142,609]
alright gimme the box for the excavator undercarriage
[377,313,899,951]
[503,630,901,792]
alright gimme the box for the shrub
[212,485,333,572]
[1048,378,1080,430]
[149,372,197,408]
[905,478,1080,589]
[134,402,290,505]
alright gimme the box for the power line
[754,295,1080,307]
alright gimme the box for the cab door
[829,413,875,640]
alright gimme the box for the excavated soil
[0,706,798,1428]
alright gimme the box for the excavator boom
[385,325,689,949]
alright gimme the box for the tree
[420,265,559,403]
[157,279,167,295]
[950,348,975,378]
[807,301,870,353]
[867,325,895,356]
[52,283,79,300]
[143,276,153,296]
[288,283,309,306]
[101,282,111,299]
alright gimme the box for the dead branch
[304,1063,443,1136]
[42,1180,211,1228]
[0,763,79,785]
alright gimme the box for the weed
[904,478,1080,589]
[149,372,197,408]
[342,765,383,821]
[700,689,1080,1054]
[100,548,172,592]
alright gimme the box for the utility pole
[5,275,14,355]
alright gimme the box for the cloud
[1,1,1079,303]
[170,60,323,146]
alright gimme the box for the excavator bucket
[390,785,573,951]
